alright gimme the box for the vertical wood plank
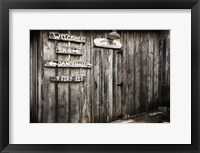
[159,31,170,107]
[78,31,84,123]
[57,30,69,123]
[148,32,154,110]
[132,31,136,114]
[90,30,94,123]
[87,30,92,122]
[67,30,72,122]
[108,48,113,121]
[43,31,56,123]
[92,31,101,122]
[154,32,160,108]
[99,47,103,122]
[116,38,122,118]
[97,31,103,122]
[69,30,81,123]
[100,31,108,122]
[140,32,149,112]
[30,32,37,123]
[134,31,141,114]
[102,32,109,122]
[112,48,117,119]
[37,31,44,123]
[81,30,90,123]
[54,40,58,123]
[127,31,135,116]
[121,31,128,117]
[165,31,170,108]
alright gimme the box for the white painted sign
[44,60,92,68]
[94,38,122,49]
[56,46,83,55]
[50,76,85,82]
[49,32,86,43]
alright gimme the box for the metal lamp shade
[107,30,120,40]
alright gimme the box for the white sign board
[44,60,92,68]
[56,46,83,55]
[49,32,86,43]
[50,76,85,82]
[94,38,122,49]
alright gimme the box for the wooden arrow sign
[49,32,86,43]
[50,76,85,82]
[44,60,92,69]
[56,46,83,55]
[94,38,122,49]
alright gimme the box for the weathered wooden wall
[30,30,170,123]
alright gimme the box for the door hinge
[117,49,123,55]
[117,82,123,87]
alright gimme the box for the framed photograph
[0,0,199,153]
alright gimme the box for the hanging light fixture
[107,30,120,40]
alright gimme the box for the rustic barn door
[91,30,122,122]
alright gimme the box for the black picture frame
[0,0,199,153]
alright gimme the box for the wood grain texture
[89,31,94,123]
[37,31,44,123]
[127,31,134,116]
[30,30,170,123]
[57,31,70,123]
[30,31,37,123]
[116,49,122,118]
[81,31,87,123]
[69,30,82,123]
[102,31,109,122]
[43,31,56,123]
[93,31,101,122]
[148,32,154,110]
[134,31,141,114]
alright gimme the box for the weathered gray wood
[30,32,37,123]
[44,60,92,68]
[50,76,85,82]
[49,32,86,43]
[79,31,86,123]
[55,46,83,55]
[134,32,141,114]
[43,31,56,123]
[102,32,109,122]
[89,31,94,123]
[154,33,160,109]
[69,30,82,123]
[30,33,34,122]
[159,31,170,108]
[132,32,137,114]
[37,31,44,123]
[57,33,70,123]
[148,32,154,110]
[99,48,104,122]
[93,31,101,122]
[165,31,170,108]
[94,38,122,49]
[81,31,92,123]
[116,45,122,118]
[127,31,134,116]
[112,48,117,119]
[31,30,170,123]
[107,47,113,121]
[140,32,149,112]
